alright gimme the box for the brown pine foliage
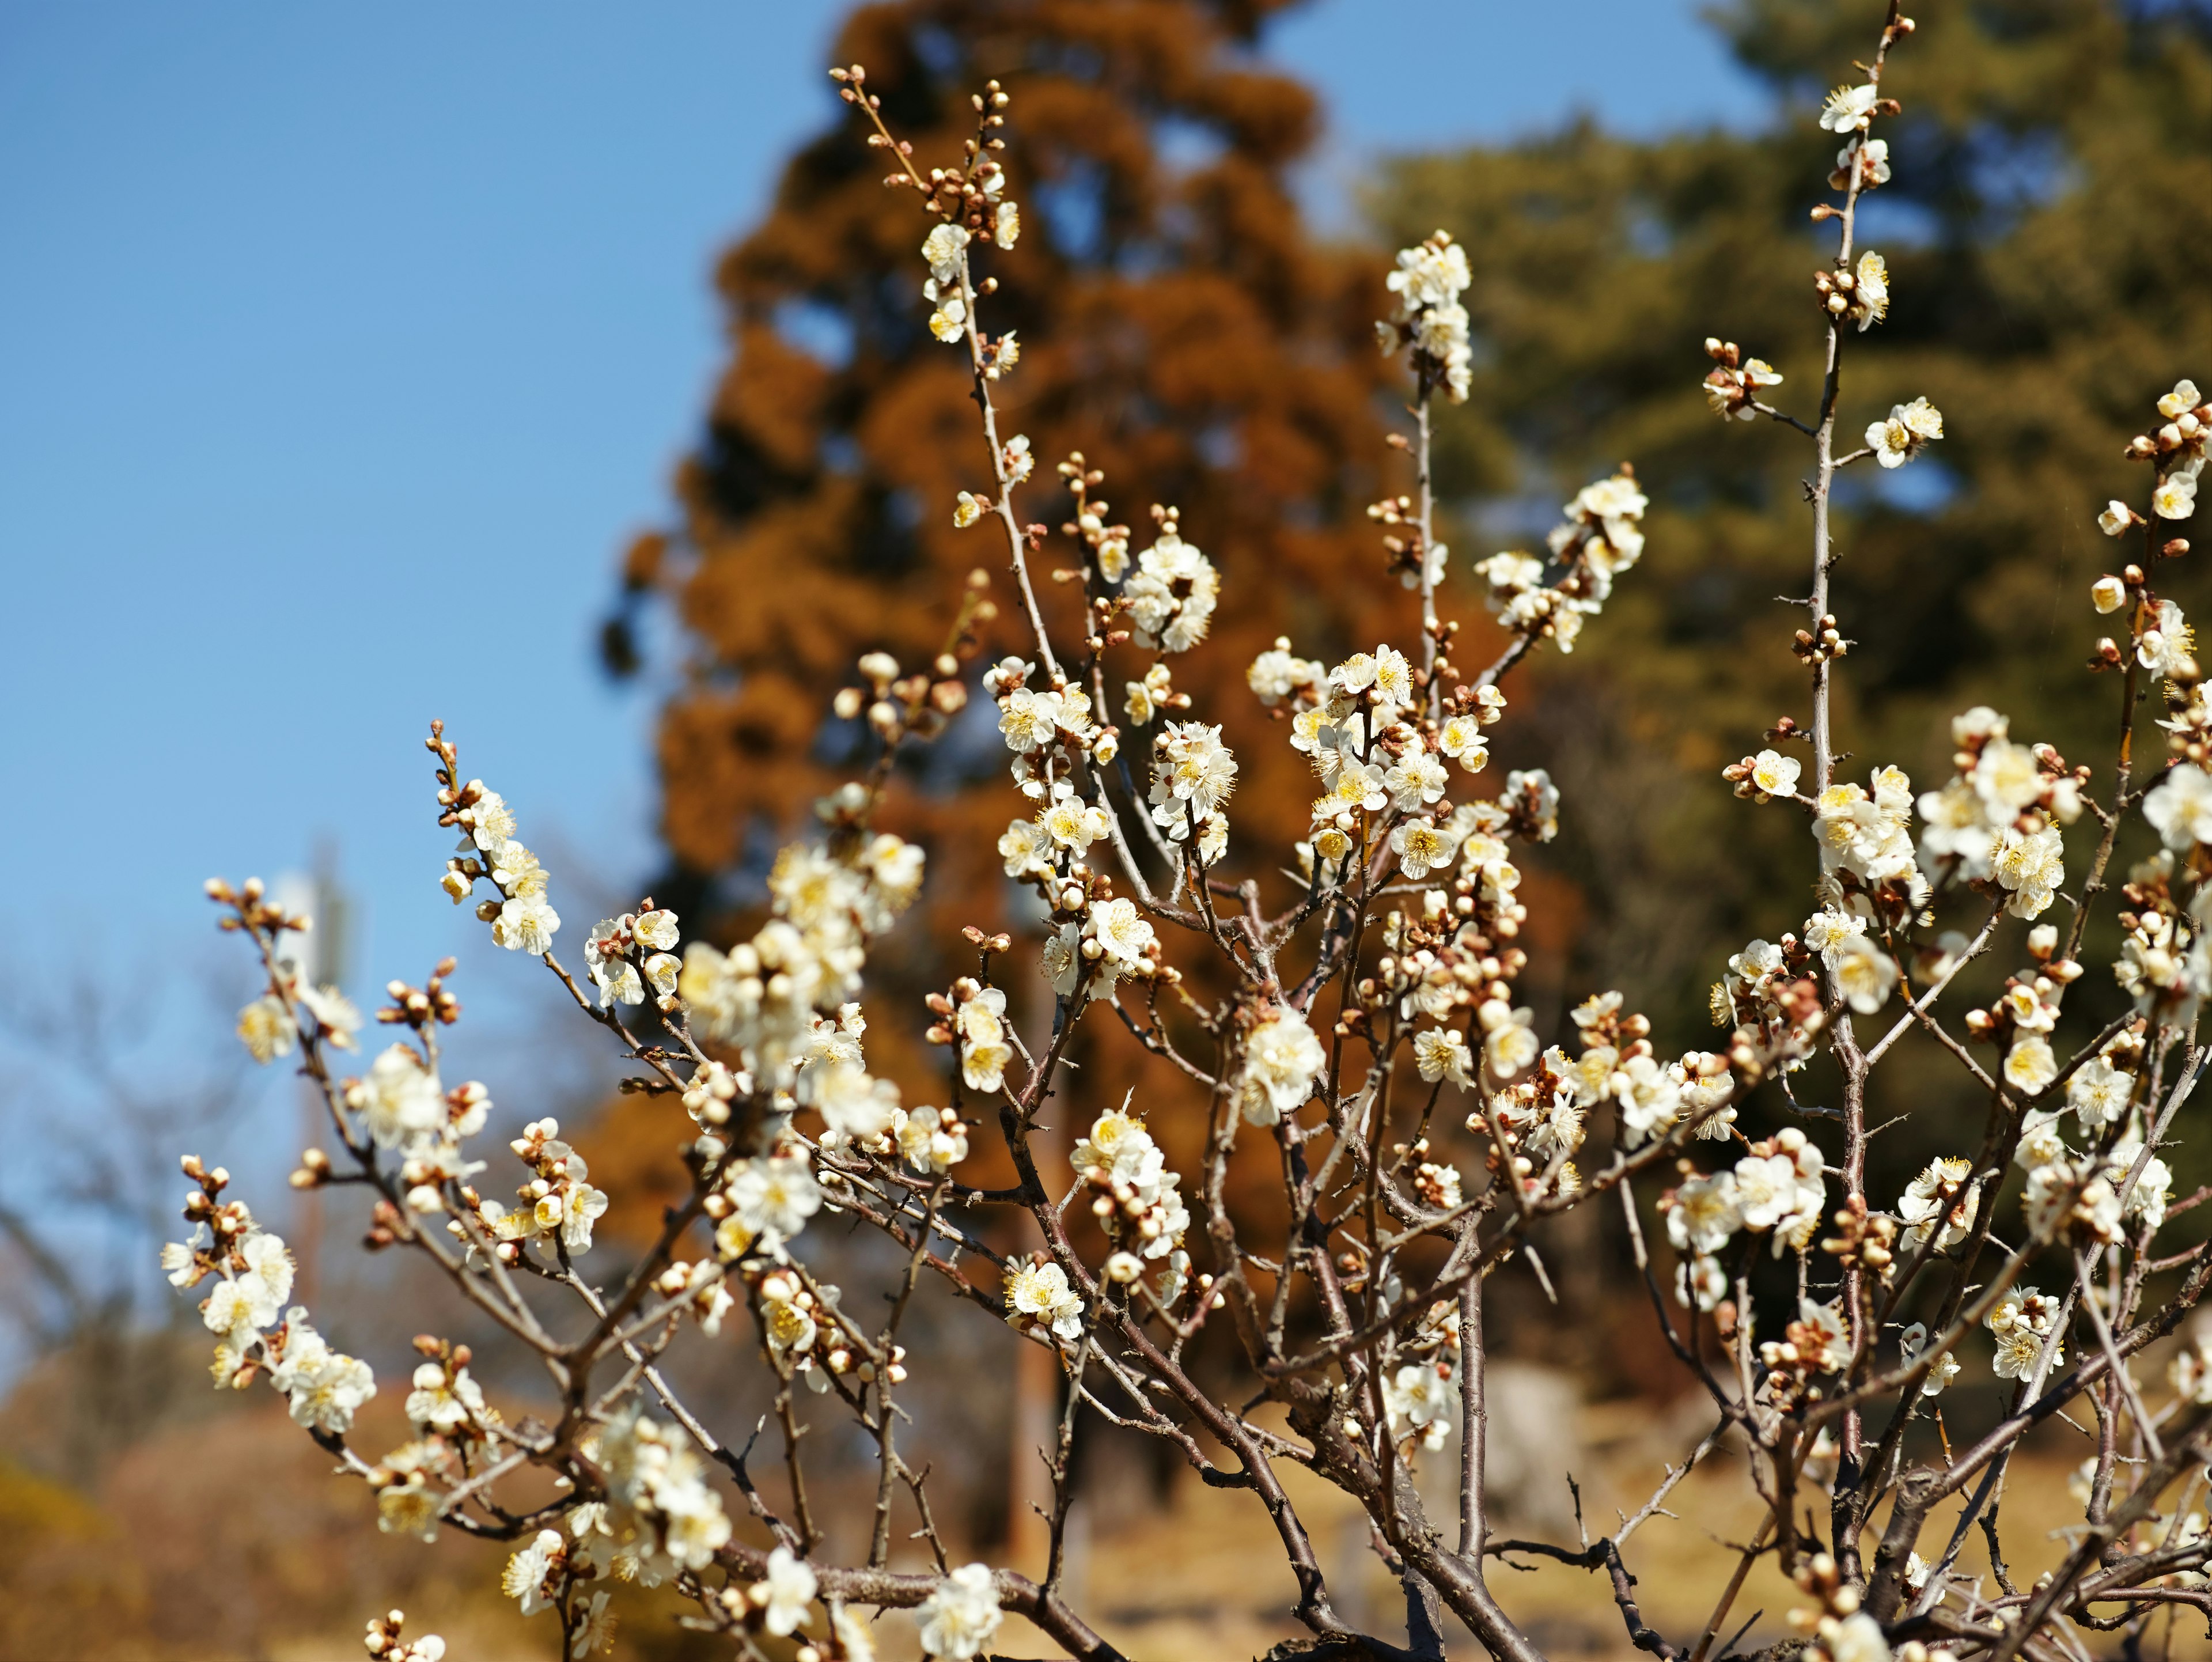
[599,0,1419,1202]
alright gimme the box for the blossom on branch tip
[1749,749,1801,799]
[1703,352,1783,421]
[1380,230,1472,401]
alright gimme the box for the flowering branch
[164,20,2212,1662]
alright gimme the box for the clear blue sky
[0,3,1764,1100]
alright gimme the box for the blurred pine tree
[1370,0,2212,1066]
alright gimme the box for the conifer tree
[600,0,1403,1206]
[1372,0,2212,1050]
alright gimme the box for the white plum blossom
[357,1044,446,1151]
[1382,1360,1460,1452]
[1820,82,1881,131]
[955,989,1013,1095]
[1237,1008,1327,1126]
[1666,1171,1742,1256]
[1749,749,1801,798]
[1897,1322,1960,1396]
[236,994,294,1063]
[1866,397,1942,467]
[1733,1131,1827,1255]
[2138,599,2194,680]
[1834,934,1899,1014]
[267,1314,376,1434]
[1896,1157,1976,1253]
[1704,351,1783,420]
[1149,721,1236,850]
[1003,1259,1084,1342]
[721,1155,823,1256]
[406,1361,486,1431]
[2069,1055,2135,1129]
[1847,249,1889,331]
[753,1545,817,1637]
[1816,767,1918,885]
[1381,231,1473,401]
[1989,1286,2063,1381]
[502,1529,564,1616]
[1992,826,2065,919]
[2146,764,2212,849]
[1124,527,1219,653]
[1414,1027,1475,1087]
[921,222,971,342]
[1391,818,1460,880]
[2004,1035,2058,1095]
[1248,638,1323,707]
[916,1563,1003,1660]
[893,1105,969,1176]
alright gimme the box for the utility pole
[272,843,350,1305]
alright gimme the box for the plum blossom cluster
[1702,336,1785,421]
[1121,506,1218,654]
[1472,468,1647,656]
[1915,707,2081,920]
[1072,1103,1192,1290]
[1865,396,1942,469]
[2108,377,2208,524]
[165,1157,376,1433]
[1377,229,1472,402]
[436,754,562,957]
[1275,640,1497,862]
[471,1116,609,1259]
[1663,1127,1830,1310]
[233,898,362,1063]
[677,826,923,1130]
